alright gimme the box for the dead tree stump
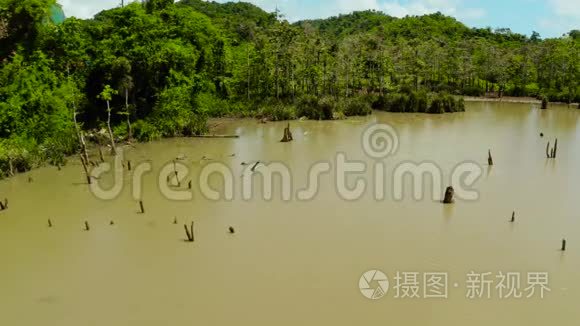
[251,161,261,172]
[280,123,294,143]
[546,139,558,159]
[139,201,145,214]
[80,154,92,185]
[184,222,194,242]
[541,98,548,110]
[488,150,494,166]
[443,186,455,204]
[562,239,567,251]
[99,147,105,163]
[0,198,8,210]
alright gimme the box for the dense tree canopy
[0,0,578,176]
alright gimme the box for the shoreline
[463,96,579,106]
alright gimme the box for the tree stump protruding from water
[80,154,92,185]
[443,187,454,204]
[488,150,494,166]
[229,226,235,234]
[562,239,567,251]
[84,221,90,231]
[184,222,194,242]
[48,219,53,228]
[0,198,7,211]
[251,161,261,172]
[280,123,294,143]
[546,139,558,159]
[510,211,515,223]
[139,201,145,214]
[541,97,548,110]
[99,147,105,163]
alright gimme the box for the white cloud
[59,0,138,18]
[59,0,485,22]
[334,0,484,20]
[549,0,580,18]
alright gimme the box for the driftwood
[443,186,454,204]
[280,123,294,143]
[184,222,195,242]
[488,150,494,166]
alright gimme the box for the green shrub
[257,103,297,121]
[317,96,336,120]
[462,85,485,97]
[427,96,445,114]
[341,97,372,116]
[150,85,208,137]
[296,94,319,119]
[132,120,162,142]
[296,95,335,120]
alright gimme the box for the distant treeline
[0,0,578,176]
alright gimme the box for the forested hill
[0,0,578,177]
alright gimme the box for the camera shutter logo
[359,270,390,300]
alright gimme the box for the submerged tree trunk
[106,100,117,156]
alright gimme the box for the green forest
[0,0,578,176]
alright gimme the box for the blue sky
[59,0,579,38]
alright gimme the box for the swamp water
[1,101,579,325]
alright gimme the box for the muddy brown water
[1,101,579,325]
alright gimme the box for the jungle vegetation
[0,0,578,176]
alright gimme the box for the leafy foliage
[0,0,578,176]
